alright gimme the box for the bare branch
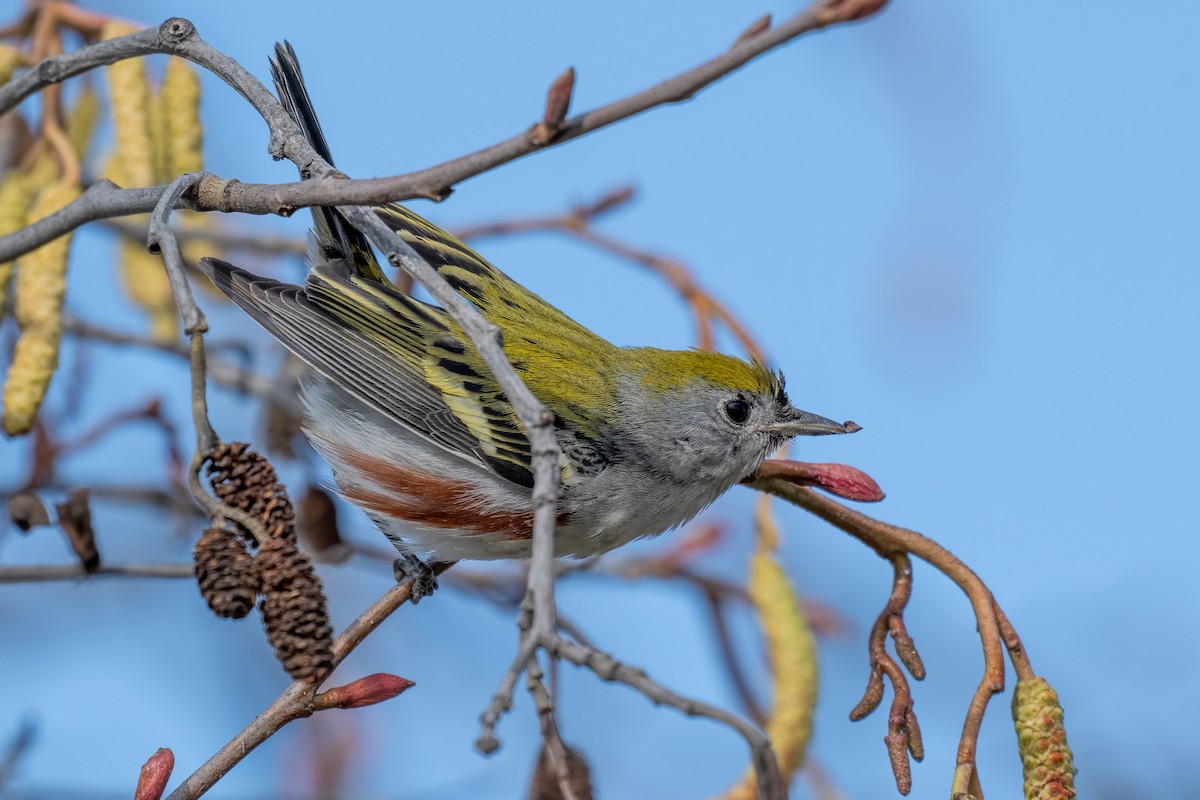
[165,577,424,799]
[0,562,193,583]
[553,635,786,799]
[63,315,301,410]
[747,479,1006,798]
[0,4,862,262]
[146,171,208,335]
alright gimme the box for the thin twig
[553,635,785,799]
[0,562,193,583]
[0,4,858,262]
[703,586,768,726]
[146,171,208,335]
[993,600,1034,682]
[0,483,201,517]
[63,315,301,411]
[748,479,1005,798]
[453,187,764,358]
[525,654,583,800]
[165,578,421,800]
[0,720,35,791]
[104,218,309,257]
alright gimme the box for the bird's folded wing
[198,257,535,487]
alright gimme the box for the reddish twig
[703,585,768,727]
[993,600,1034,682]
[454,187,768,360]
[848,554,924,794]
[748,478,1006,798]
[16,398,184,493]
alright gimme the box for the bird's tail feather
[270,41,388,283]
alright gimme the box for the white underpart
[301,379,750,563]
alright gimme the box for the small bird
[197,43,855,596]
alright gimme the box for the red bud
[532,67,576,145]
[818,0,889,24]
[319,673,416,709]
[134,747,174,800]
[753,459,885,502]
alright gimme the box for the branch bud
[817,0,890,24]
[532,67,576,145]
[750,459,885,502]
[317,673,416,709]
[133,747,174,800]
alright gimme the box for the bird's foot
[393,553,439,602]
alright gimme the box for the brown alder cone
[528,743,593,800]
[256,537,334,682]
[193,526,259,619]
[206,441,295,542]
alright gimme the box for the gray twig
[63,315,301,411]
[147,171,208,335]
[165,578,421,800]
[0,6,837,263]
[0,562,193,583]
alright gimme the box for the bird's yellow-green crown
[635,349,784,399]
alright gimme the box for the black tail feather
[270,42,386,282]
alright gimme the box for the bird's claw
[394,554,439,602]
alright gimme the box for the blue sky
[1,1,1197,798]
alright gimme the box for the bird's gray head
[614,350,852,486]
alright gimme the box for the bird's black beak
[766,407,859,436]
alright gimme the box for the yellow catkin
[160,55,216,280]
[121,236,178,341]
[719,497,818,800]
[24,148,59,190]
[100,153,179,340]
[179,213,224,284]
[66,86,101,160]
[0,43,25,86]
[100,21,154,189]
[0,172,36,318]
[1012,677,1076,800]
[147,77,169,183]
[161,56,203,176]
[3,180,81,435]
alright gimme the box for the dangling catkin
[720,497,818,800]
[2,180,81,435]
[162,56,202,176]
[0,171,36,319]
[0,43,25,86]
[100,21,154,189]
[98,49,178,341]
[66,85,101,160]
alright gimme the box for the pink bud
[754,459,885,502]
[320,673,416,709]
[819,0,889,23]
[134,748,174,800]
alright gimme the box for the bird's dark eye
[724,399,750,425]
